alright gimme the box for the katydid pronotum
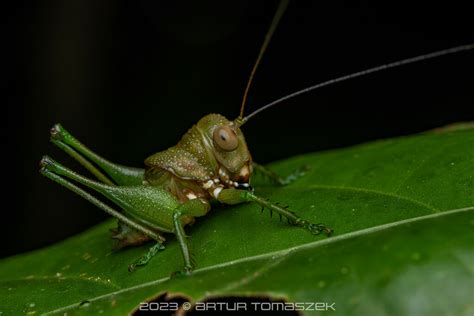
[39,0,473,275]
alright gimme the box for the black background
[5,0,473,258]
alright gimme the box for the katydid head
[196,114,252,186]
[144,113,253,191]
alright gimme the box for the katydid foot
[128,242,165,272]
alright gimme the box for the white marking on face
[203,180,214,189]
[186,192,197,200]
[213,187,223,199]
[219,168,226,177]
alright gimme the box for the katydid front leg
[217,188,333,236]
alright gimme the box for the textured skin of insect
[144,114,252,202]
[40,114,331,275]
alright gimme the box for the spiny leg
[217,188,333,236]
[253,162,309,186]
[50,124,144,186]
[171,199,211,275]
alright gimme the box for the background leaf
[1,126,473,315]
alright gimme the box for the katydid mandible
[39,1,473,275]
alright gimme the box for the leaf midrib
[42,206,473,315]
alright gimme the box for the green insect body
[39,0,332,274]
[40,112,331,275]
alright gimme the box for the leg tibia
[170,199,211,274]
[50,124,144,186]
[217,188,332,236]
[51,139,114,185]
[173,211,192,274]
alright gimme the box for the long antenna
[238,0,289,119]
[241,43,473,123]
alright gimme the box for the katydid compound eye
[213,126,238,151]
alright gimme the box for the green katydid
[39,1,473,275]
[40,1,326,275]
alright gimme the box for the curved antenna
[240,43,473,124]
[238,0,289,120]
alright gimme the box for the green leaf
[1,126,473,315]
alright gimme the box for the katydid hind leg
[50,134,149,246]
[40,163,165,243]
[217,188,333,236]
[50,124,144,186]
[51,138,115,185]
[41,157,171,271]
[40,155,177,234]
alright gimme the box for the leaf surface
[1,127,473,315]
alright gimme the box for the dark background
[5,0,473,258]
